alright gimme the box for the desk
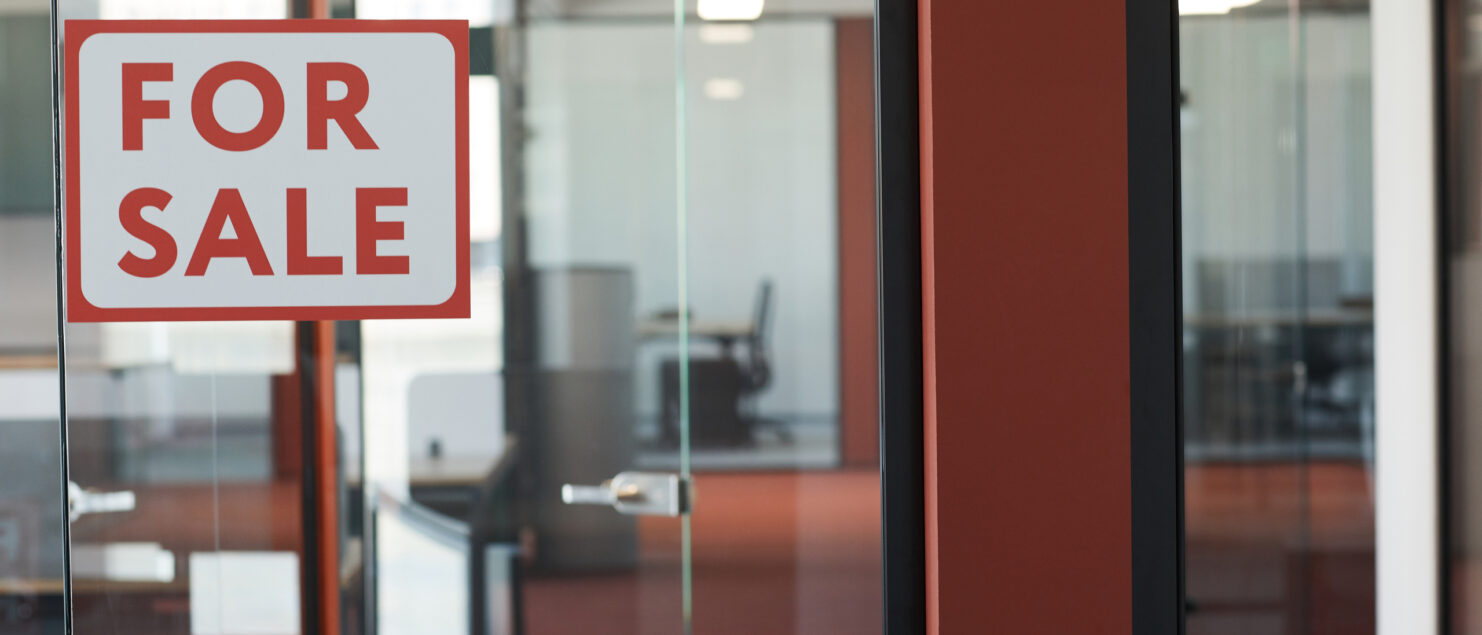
[408,456,506,489]
[636,319,754,353]
[0,578,186,596]
[388,440,520,529]
[346,438,517,491]
[1183,308,1373,329]
[0,355,59,370]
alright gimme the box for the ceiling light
[700,24,755,44]
[1178,0,1259,16]
[704,78,745,101]
[698,0,764,21]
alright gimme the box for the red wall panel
[918,0,1131,632]
[837,17,882,467]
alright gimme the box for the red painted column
[918,0,1132,632]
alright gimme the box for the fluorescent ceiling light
[100,0,284,18]
[698,0,763,21]
[1178,0,1259,15]
[704,78,745,101]
[356,0,495,26]
[700,24,755,44]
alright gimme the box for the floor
[26,460,1379,634]
[522,469,883,635]
[1185,461,1375,635]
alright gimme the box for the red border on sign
[64,19,471,322]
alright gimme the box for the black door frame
[872,1,1184,633]
[1126,1,1185,634]
[872,0,925,631]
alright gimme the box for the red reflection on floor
[1185,461,1375,635]
[522,469,884,635]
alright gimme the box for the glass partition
[55,5,313,633]
[1179,2,1375,632]
[43,0,884,634]
[1446,0,1482,629]
[0,5,67,635]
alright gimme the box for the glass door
[353,2,698,634]
[47,0,887,632]
[1179,2,1376,632]
[53,1,696,634]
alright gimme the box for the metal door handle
[68,482,136,522]
[561,472,688,517]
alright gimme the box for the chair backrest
[753,279,773,340]
[746,280,774,391]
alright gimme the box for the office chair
[657,279,786,447]
[738,279,790,443]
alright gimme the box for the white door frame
[1373,0,1441,631]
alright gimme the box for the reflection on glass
[1180,3,1375,634]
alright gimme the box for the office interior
[0,0,883,633]
[1179,4,1376,634]
[10,0,1482,633]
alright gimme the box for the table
[636,319,754,354]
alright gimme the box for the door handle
[561,472,689,517]
[68,482,137,522]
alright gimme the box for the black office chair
[738,280,790,442]
[742,280,773,391]
[658,279,785,447]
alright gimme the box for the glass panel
[1447,0,1482,630]
[53,1,700,634]
[1180,2,1375,633]
[48,0,884,632]
[503,4,697,632]
[678,2,883,634]
[0,5,67,635]
[350,3,698,633]
[55,1,308,630]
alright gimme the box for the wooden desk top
[0,354,59,370]
[1183,308,1373,328]
[348,437,517,490]
[636,319,754,340]
[408,456,502,488]
[0,578,186,596]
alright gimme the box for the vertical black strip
[286,0,327,624]
[1128,1,1184,634]
[46,0,73,632]
[1437,0,1455,631]
[873,0,925,633]
[495,13,535,635]
[297,322,324,635]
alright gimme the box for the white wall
[526,20,839,419]
[1180,14,1373,313]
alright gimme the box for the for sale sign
[65,20,469,322]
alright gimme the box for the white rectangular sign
[65,20,470,322]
